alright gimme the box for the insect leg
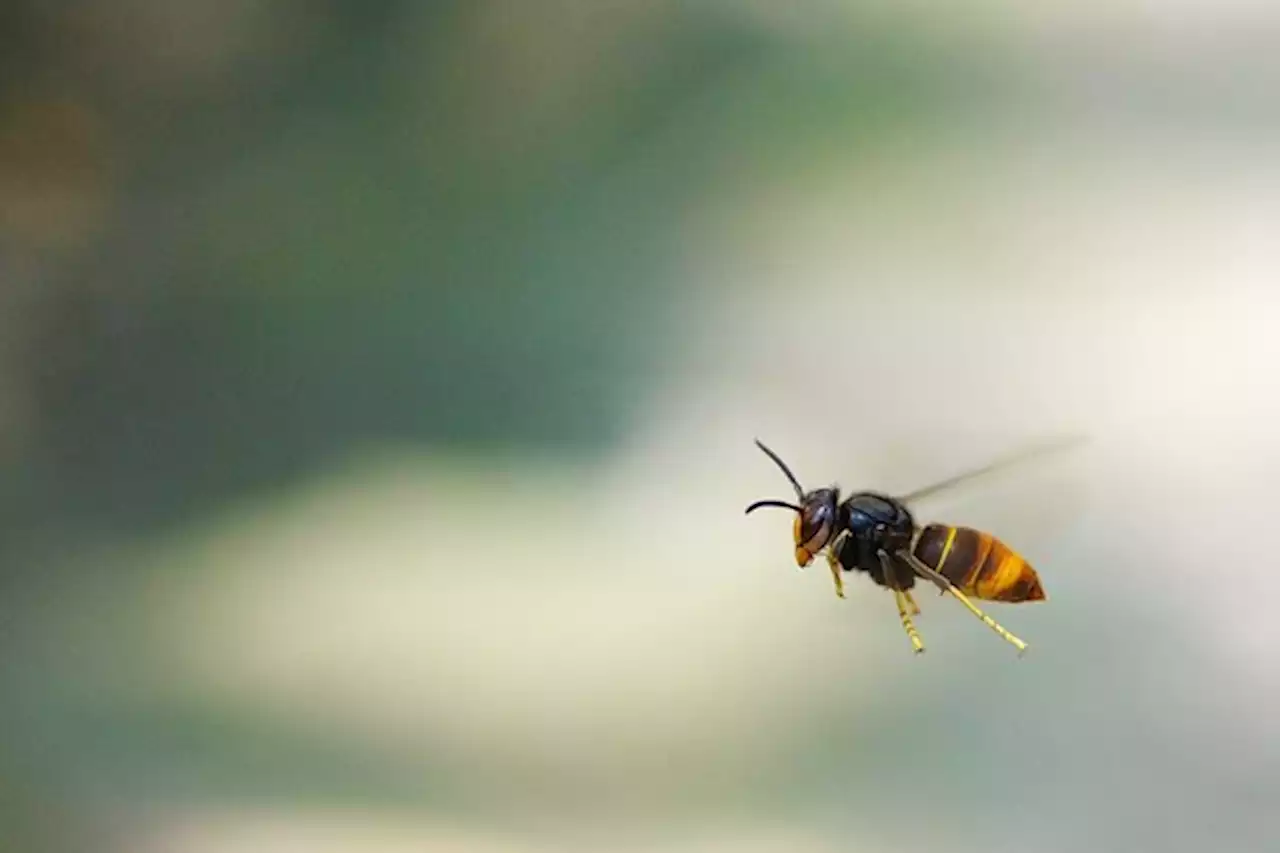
[899,551,1028,655]
[893,589,925,654]
[902,589,921,616]
[824,530,848,599]
[879,551,924,654]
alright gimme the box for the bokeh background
[3,2,1278,851]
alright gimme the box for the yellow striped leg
[902,552,1028,656]
[894,589,925,654]
[903,589,920,616]
[878,550,924,654]
[824,531,848,599]
[946,584,1028,656]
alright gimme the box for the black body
[834,491,919,590]
[743,438,958,598]
[744,436,1069,655]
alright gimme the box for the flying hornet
[745,437,1081,656]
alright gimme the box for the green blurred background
[2,2,1278,851]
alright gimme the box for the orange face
[793,516,814,566]
[793,512,814,563]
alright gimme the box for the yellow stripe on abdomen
[935,526,958,576]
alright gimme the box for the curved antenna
[897,434,1089,506]
[753,439,805,500]
[744,499,803,515]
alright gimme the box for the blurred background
[2,2,1278,851]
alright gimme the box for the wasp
[745,438,1077,656]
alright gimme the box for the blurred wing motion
[910,523,1045,603]
[895,434,1085,610]
[896,433,1088,506]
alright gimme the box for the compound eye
[797,505,834,552]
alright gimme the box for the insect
[745,437,1079,656]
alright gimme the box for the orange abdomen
[911,523,1046,602]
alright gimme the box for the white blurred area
[14,2,1280,852]
[102,135,1280,851]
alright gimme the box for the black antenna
[744,499,803,515]
[753,439,804,499]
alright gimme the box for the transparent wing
[897,433,1089,506]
